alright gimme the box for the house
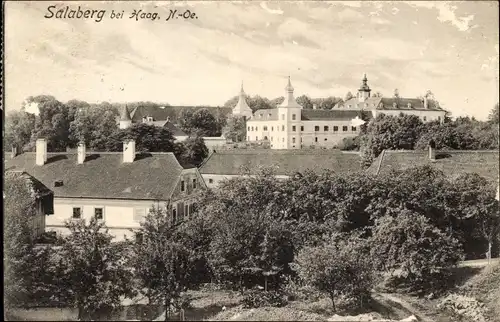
[199,149,363,188]
[367,144,499,181]
[334,74,446,123]
[246,77,369,149]
[5,139,206,241]
[5,168,54,239]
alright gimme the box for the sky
[4,1,499,119]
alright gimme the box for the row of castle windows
[248,125,357,132]
[247,136,342,143]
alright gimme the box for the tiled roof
[335,97,382,109]
[199,149,363,175]
[165,122,188,136]
[5,152,191,200]
[130,106,232,123]
[367,150,499,180]
[378,97,442,111]
[301,109,370,121]
[250,109,278,121]
[5,171,53,198]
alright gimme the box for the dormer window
[142,117,147,123]
[268,113,272,118]
[407,103,412,108]
[147,116,154,122]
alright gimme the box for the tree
[370,211,463,292]
[28,95,73,151]
[68,102,119,150]
[345,91,354,101]
[487,103,499,124]
[4,173,43,309]
[132,206,192,321]
[178,108,222,136]
[293,234,374,311]
[449,173,499,260]
[208,209,294,291]
[105,123,176,152]
[4,111,36,152]
[360,113,424,158]
[179,135,209,167]
[296,95,313,109]
[223,115,247,143]
[57,217,135,320]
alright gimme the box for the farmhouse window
[72,207,82,219]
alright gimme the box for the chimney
[36,139,47,166]
[423,96,429,109]
[123,140,136,163]
[11,145,18,158]
[77,142,86,164]
[428,139,436,161]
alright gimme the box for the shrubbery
[242,289,288,308]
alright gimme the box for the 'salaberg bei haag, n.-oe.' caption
[44,5,198,22]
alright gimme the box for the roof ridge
[198,150,215,168]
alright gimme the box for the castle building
[245,77,364,149]
[334,74,446,123]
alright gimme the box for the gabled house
[5,139,206,241]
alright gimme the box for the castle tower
[357,73,371,102]
[276,76,302,150]
[119,105,132,129]
[232,82,253,119]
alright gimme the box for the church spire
[279,76,301,108]
[232,81,253,119]
[357,74,371,102]
[285,75,294,93]
[120,105,131,121]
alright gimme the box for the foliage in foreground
[56,217,136,320]
[370,211,463,293]
[293,234,375,312]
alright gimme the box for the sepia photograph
[3,1,500,321]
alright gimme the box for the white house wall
[201,174,289,189]
[46,197,196,241]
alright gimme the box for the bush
[242,288,288,308]
[339,136,360,151]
